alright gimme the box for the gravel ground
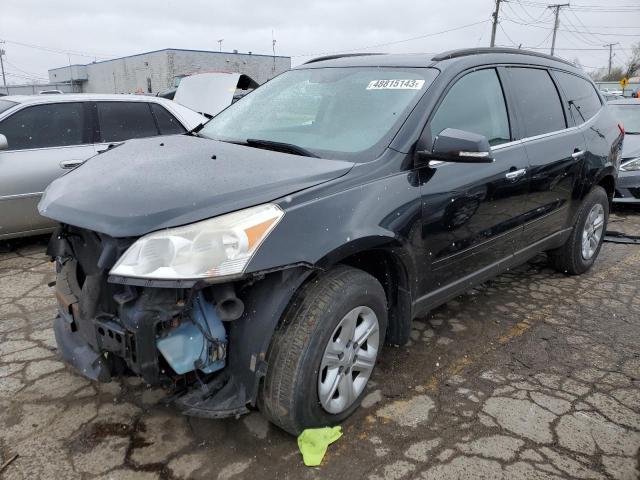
[0,209,639,480]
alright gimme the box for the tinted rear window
[0,102,86,150]
[150,103,185,135]
[97,102,159,142]
[554,71,602,124]
[507,68,566,138]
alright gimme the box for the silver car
[0,94,206,239]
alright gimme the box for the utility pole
[548,3,570,56]
[604,43,618,75]
[490,0,502,48]
[0,42,7,92]
[217,39,224,52]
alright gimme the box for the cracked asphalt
[1,209,639,480]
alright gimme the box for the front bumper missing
[50,228,314,419]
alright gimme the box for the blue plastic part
[156,292,226,375]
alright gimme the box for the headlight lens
[110,204,284,280]
[620,157,640,172]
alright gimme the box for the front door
[0,102,95,237]
[418,68,531,301]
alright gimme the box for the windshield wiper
[245,138,319,158]
[186,122,207,137]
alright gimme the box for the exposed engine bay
[49,225,312,419]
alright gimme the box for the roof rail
[431,48,576,67]
[303,53,386,65]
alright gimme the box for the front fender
[246,170,424,298]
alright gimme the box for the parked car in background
[603,92,622,102]
[0,94,206,239]
[39,48,622,435]
[609,98,640,204]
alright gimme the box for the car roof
[297,48,583,74]
[0,93,173,105]
[608,98,640,106]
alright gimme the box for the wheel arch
[314,238,415,345]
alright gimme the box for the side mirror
[0,134,7,151]
[416,128,494,164]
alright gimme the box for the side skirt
[412,227,572,317]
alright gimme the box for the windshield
[0,99,17,115]
[610,104,640,134]
[199,67,438,160]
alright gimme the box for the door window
[553,71,603,124]
[507,68,566,138]
[97,102,159,142]
[150,104,186,135]
[430,69,510,146]
[0,102,85,150]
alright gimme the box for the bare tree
[624,42,640,79]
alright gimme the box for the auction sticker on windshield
[366,79,425,90]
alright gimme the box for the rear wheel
[260,266,387,435]
[549,186,609,275]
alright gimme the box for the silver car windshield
[0,99,17,115]
[199,67,438,160]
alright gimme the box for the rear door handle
[97,143,122,154]
[59,160,84,169]
[505,168,527,180]
[572,150,585,159]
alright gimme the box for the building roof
[0,93,176,105]
[49,47,290,71]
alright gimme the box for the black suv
[40,48,623,434]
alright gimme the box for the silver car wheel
[581,203,605,260]
[318,306,380,414]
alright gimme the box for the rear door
[420,67,531,293]
[505,67,585,246]
[551,71,612,194]
[0,102,95,236]
[93,101,161,152]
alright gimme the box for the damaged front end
[50,225,312,419]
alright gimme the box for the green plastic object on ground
[297,426,343,466]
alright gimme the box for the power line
[293,20,490,58]
[501,19,640,37]
[0,39,114,60]
[498,23,519,48]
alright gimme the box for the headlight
[110,204,284,280]
[620,157,640,172]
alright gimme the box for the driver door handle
[59,160,84,169]
[505,168,527,180]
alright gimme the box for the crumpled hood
[39,135,354,238]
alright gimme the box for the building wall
[48,50,291,94]
[80,50,170,94]
[167,50,290,86]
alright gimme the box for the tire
[260,265,388,435]
[549,186,609,275]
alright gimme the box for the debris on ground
[297,426,343,466]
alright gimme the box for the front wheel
[260,266,387,435]
[549,186,609,275]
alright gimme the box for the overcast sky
[1,0,638,84]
